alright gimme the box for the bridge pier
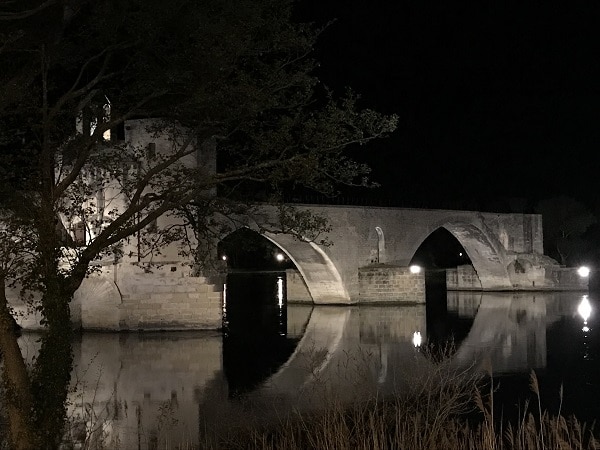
[357,265,425,303]
[287,266,425,304]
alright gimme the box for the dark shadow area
[219,229,301,395]
[411,227,472,269]
[424,280,475,352]
[411,228,475,350]
[218,228,295,271]
[222,273,300,397]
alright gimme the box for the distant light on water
[409,265,421,274]
[578,295,592,322]
[277,276,284,307]
[412,331,422,347]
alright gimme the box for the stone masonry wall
[545,266,589,291]
[69,263,224,330]
[117,267,223,330]
[447,265,483,290]
[286,269,313,303]
[358,265,425,303]
[118,276,222,330]
[12,264,224,331]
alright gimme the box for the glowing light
[275,253,285,262]
[583,326,590,332]
[412,331,422,347]
[409,265,421,274]
[578,266,591,277]
[277,276,284,307]
[459,252,463,257]
[221,255,227,261]
[222,284,227,310]
[578,295,592,322]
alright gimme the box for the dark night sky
[297,1,600,211]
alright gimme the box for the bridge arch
[406,217,512,290]
[219,226,350,304]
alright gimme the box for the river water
[17,272,598,448]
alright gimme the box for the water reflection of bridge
[260,291,586,404]
[59,291,588,447]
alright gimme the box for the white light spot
[221,255,227,261]
[409,265,421,274]
[275,253,285,262]
[578,266,591,277]
[412,331,422,347]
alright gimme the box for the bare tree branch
[0,0,57,21]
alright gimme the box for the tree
[535,196,596,266]
[0,0,397,447]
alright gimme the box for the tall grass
[216,369,599,450]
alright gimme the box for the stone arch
[72,276,122,329]
[262,232,351,304]
[219,226,351,304]
[407,218,512,290]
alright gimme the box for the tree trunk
[30,280,75,449]
[30,322,74,448]
[29,176,81,447]
[0,276,37,450]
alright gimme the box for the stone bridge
[232,204,580,305]
[8,203,585,331]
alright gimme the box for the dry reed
[216,369,598,450]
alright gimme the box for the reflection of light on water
[277,276,284,307]
[222,284,228,330]
[412,331,422,348]
[578,296,592,359]
[578,295,592,326]
[277,276,285,335]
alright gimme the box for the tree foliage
[0,0,397,447]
